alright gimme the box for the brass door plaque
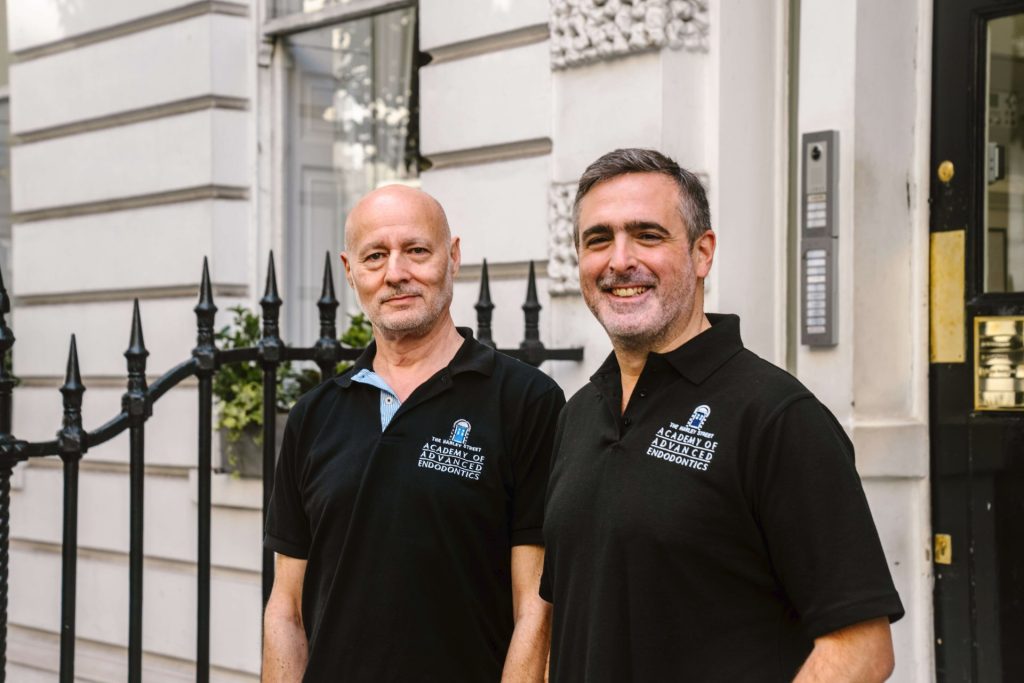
[930,230,966,363]
[935,534,952,565]
[975,316,1024,410]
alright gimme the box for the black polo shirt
[540,314,903,682]
[265,329,565,682]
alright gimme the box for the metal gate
[0,253,581,682]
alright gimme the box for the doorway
[931,2,1024,681]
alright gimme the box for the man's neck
[371,316,465,402]
[613,310,711,413]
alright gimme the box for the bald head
[340,184,461,339]
[345,185,451,252]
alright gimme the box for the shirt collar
[337,326,495,388]
[591,313,745,386]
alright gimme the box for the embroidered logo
[450,419,471,445]
[645,405,718,472]
[418,419,486,481]
[687,404,711,429]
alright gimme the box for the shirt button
[385,397,393,404]
[623,417,632,426]
[639,392,646,398]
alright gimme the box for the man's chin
[596,314,669,348]
[372,310,443,337]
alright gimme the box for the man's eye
[638,233,662,241]
[409,247,429,255]
[584,236,610,248]
[365,252,385,261]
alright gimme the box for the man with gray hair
[540,149,903,681]
[262,185,564,681]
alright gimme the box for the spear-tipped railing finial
[314,253,341,378]
[475,260,496,348]
[58,335,87,456]
[0,263,16,439]
[318,252,339,340]
[519,261,545,366]
[123,300,150,419]
[126,300,148,363]
[260,252,283,363]
[193,258,218,372]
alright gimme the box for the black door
[932,2,1024,681]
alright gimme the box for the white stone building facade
[1,0,942,680]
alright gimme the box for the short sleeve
[264,407,311,559]
[538,408,568,603]
[754,397,904,638]
[509,384,566,546]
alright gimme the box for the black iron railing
[0,253,581,682]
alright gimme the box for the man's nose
[384,252,411,284]
[608,234,637,272]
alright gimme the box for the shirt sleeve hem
[511,527,544,547]
[802,595,905,639]
[264,533,309,560]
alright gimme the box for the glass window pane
[273,0,382,20]
[985,15,1024,292]
[282,7,418,345]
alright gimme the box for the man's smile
[608,286,651,297]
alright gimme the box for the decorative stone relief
[548,182,580,296]
[550,0,710,70]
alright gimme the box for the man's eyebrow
[580,224,613,241]
[623,220,669,234]
[358,236,432,255]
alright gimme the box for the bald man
[262,186,565,682]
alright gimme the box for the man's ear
[692,230,716,279]
[449,236,461,277]
[340,252,354,289]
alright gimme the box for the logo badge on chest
[417,418,486,481]
[645,405,718,472]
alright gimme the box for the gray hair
[572,148,711,245]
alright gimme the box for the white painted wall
[6,0,247,52]
[797,0,934,680]
[420,41,552,154]
[419,0,547,50]
[10,13,249,133]
[13,201,250,296]
[421,155,551,265]
[710,0,788,364]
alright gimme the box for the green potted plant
[213,306,372,477]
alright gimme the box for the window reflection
[985,15,1024,292]
[274,0,363,19]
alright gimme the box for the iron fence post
[192,260,217,683]
[259,254,282,609]
[57,336,86,683]
[0,264,22,683]
[123,301,150,683]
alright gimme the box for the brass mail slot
[975,316,1024,410]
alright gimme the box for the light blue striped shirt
[350,368,401,430]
